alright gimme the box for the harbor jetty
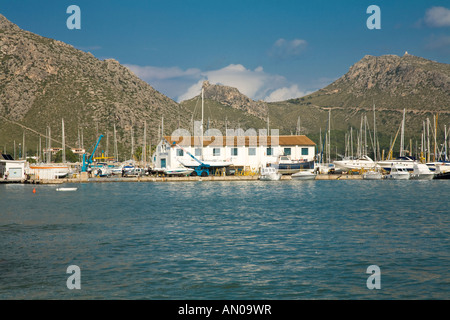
[22,173,362,184]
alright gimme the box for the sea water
[0,180,449,299]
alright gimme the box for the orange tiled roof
[164,135,316,147]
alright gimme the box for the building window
[195,148,201,157]
[267,147,273,156]
[213,148,221,156]
[301,148,309,156]
[248,148,256,156]
[231,148,238,156]
[177,149,184,157]
[284,148,291,156]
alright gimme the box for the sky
[1,0,450,102]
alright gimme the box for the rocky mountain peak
[199,81,268,118]
[0,14,20,31]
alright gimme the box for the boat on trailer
[268,156,314,175]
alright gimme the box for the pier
[21,173,363,184]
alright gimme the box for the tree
[55,149,78,163]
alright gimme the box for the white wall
[153,139,315,170]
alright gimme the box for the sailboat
[175,84,232,172]
[377,109,418,172]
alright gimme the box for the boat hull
[259,173,282,181]
[56,187,78,191]
[385,173,410,180]
[434,172,450,179]
[291,171,316,180]
[410,173,434,180]
[269,160,314,174]
[164,169,194,175]
[362,172,383,180]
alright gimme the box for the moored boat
[363,170,383,180]
[384,165,410,180]
[259,167,282,181]
[56,187,78,191]
[291,170,316,180]
[410,163,434,180]
[334,155,378,172]
[377,156,417,172]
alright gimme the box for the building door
[161,158,166,168]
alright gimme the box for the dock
[21,173,363,184]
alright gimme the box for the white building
[27,164,70,180]
[0,158,27,182]
[152,135,316,173]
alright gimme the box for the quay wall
[24,174,362,184]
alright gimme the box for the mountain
[182,53,449,157]
[182,54,449,134]
[180,81,268,134]
[0,14,187,159]
[1,12,448,160]
[291,53,450,113]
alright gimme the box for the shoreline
[0,174,365,184]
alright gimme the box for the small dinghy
[56,187,78,191]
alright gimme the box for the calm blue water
[0,180,449,299]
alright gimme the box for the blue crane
[171,141,210,176]
[81,134,104,173]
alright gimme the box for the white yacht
[334,155,378,171]
[410,163,434,180]
[362,170,383,180]
[384,165,410,180]
[259,167,282,181]
[291,170,316,180]
[377,156,417,172]
[163,167,194,176]
[426,162,450,174]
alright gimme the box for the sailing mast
[143,120,147,166]
[113,123,118,162]
[62,118,66,163]
[326,109,331,164]
[373,103,377,161]
[434,114,438,162]
[400,108,405,157]
[427,118,430,163]
[201,85,204,160]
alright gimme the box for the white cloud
[178,64,288,102]
[264,85,311,102]
[177,79,205,102]
[125,64,201,81]
[125,63,310,103]
[124,64,203,100]
[424,6,450,27]
[269,38,308,59]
